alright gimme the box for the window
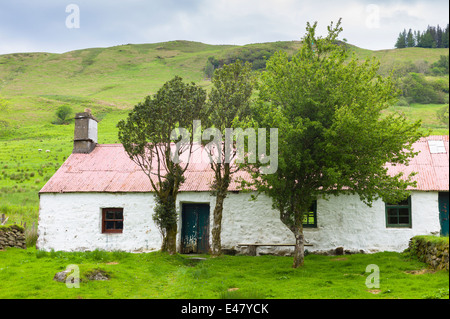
[385,197,411,228]
[428,140,446,154]
[303,201,317,228]
[102,208,124,233]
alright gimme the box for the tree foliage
[395,24,449,48]
[54,105,73,124]
[399,72,447,104]
[204,60,254,255]
[117,76,207,253]
[204,46,281,78]
[431,55,449,75]
[248,19,422,268]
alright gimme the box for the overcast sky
[0,0,448,54]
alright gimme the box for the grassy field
[387,103,449,135]
[0,109,129,226]
[0,248,448,299]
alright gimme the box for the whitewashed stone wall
[37,190,441,253]
[307,191,441,253]
[37,193,161,252]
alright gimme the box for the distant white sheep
[46,150,50,153]
[38,149,42,152]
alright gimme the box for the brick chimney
[73,110,98,153]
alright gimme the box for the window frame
[385,196,412,228]
[303,200,317,228]
[101,207,124,234]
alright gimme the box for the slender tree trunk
[158,178,179,255]
[160,217,177,254]
[211,162,230,256]
[292,225,305,268]
[211,189,227,255]
[164,224,177,254]
[280,202,306,268]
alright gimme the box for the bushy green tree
[55,105,73,124]
[431,55,449,75]
[204,61,215,79]
[117,76,207,253]
[248,19,422,268]
[400,73,443,104]
[204,60,254,255]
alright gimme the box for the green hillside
[0,40,448,225]
[1,41,447,125]
[0,41,235,125]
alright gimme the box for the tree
[395,29,407,48]
[442,24,449,48]
[431,55,449,75]
[204,60,215,79]
[55,105,73,124]
[117,76,207,254]
[415,30,425,47]
[436,25,443,48]
[419,29,435,48]
[406,29,415,47]
[247,19,422,268]
[204,56,221,78]
[400,72,442,104]
[204,60,254,256]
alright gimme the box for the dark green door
[439,192,449,236]
[181,204,210,254]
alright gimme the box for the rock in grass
[85,268,110,281]
[53,270,71,283]
[54,268,110,283]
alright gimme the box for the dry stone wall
[408,236,449,271]
[0,225,26,249]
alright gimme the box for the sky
[0,0,448,55]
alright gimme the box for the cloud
[0,0,448,54]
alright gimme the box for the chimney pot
[73,112,98,154]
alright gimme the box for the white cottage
[37,112,449,255]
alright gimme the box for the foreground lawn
[0,248,448,299]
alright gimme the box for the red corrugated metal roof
[385,135,449,191]
[39,144,251,193]
[40,136,449,194]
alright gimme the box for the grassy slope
[0,41,448,223]
[1,42,447,125]
[352,46,449,70]
[0,41,230,126]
